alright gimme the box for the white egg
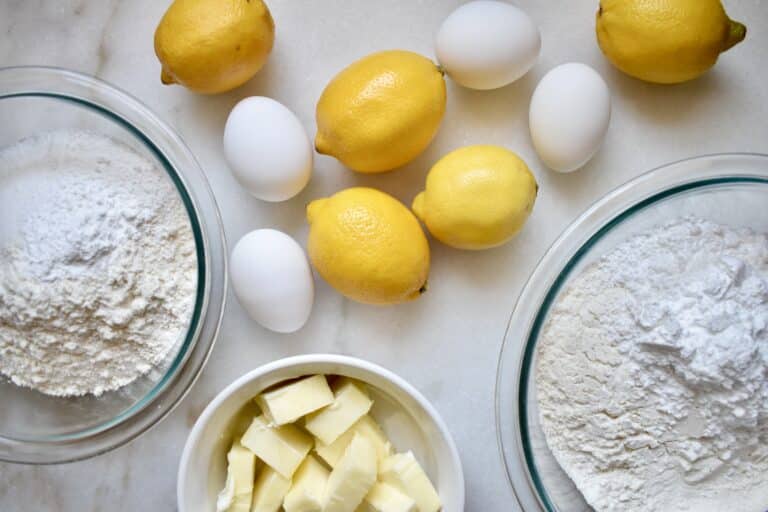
[224,97,312,202]
[529,63,611,173]
[230,229,314,334]
[435,0,541,90]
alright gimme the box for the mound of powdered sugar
[536,217,768,512]
[0,131,197,397]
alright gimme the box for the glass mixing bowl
[496,154,768,511]
[0,66,227,464]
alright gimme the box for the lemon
[306,188,430,305]
[154,0,275,94]
[315,50,447,174]
[412,145,537,250]
[596,0,746,84]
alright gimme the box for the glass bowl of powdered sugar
[0,67,226,463]
[496,154,768,512]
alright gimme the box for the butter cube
[365,482,417,512]
[256,375,334,425]
[216,441,256,512]
[283,454,329,512]
[305,378,373,445]
[241,415,313,479]
[380,452,441,512]
[324,433,378,512]
[315,415,392,469]
[250,466,291,512]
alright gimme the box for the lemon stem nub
[160,68,176,85]
[723,20,746,51]
[314,135,330,155]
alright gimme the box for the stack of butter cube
[216,374,441,512]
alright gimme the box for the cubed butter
[380,452,441,512]
[241,415,313,479]
[250,466,291,512]
[324,433,378,512]
[256,375,334,425]
[365,482,417,512]
[216,441,256,512]
[315,415,392,469]
[305,378,373,445]
[283,454,329,512]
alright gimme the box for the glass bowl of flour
[0,67,226,463]
[496,154,768,512]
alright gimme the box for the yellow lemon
[306,188,430,305]
[412,145,537,250]
[315,50,447,174]
[154,0,275,94]
[596,0,746,84]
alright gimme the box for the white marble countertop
[1,1,767,510]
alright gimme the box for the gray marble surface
[1,0,767,510]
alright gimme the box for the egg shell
[435,0,541,90]
[230,229,314,333]
[224,97,312,202]
[529,63,611,173]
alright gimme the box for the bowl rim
[0,65,228,464]
[177,354,465,512]
[494,153,768,511]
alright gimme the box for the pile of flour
[0,131,197,397]
[536,217,768,511]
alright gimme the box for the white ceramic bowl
[178,354,465,511]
